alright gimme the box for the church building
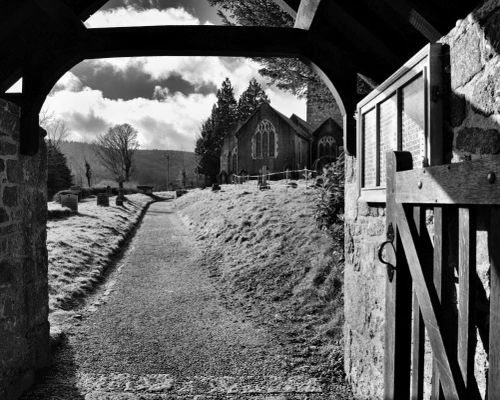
[219,101,343,180]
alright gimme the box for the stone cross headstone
[261,166,267,186]
[285,168,291,182]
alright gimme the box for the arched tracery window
[318,136,337,158]
[253,120,277,159]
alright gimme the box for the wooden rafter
[294,0,322,30]
[378,0,442,41]
[272,0,297,17]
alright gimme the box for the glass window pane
[262,131,269,157]
[379,94,398,186]
[402,75,425,168]
[256,132,262,158]
[363,109,377,188]
[269,130,275,157]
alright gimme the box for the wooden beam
[0,93,23,107]
[312,1,403,72]
[294,0,322,30]
[378,0,442,41]
[32,0,86,32]
[395,156,500,205]
[457,208,481,398]
[82,26,309,59]
[74,0,110,21]
[488,207,500,399]
[272,0,297,18]
[384,151,413,399]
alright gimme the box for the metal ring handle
[378,240,396,282]
[378,240,393,265]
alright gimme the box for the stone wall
[0,99,48,400]
[343,1,500,398]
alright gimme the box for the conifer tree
[195,78,237,181]
[47,143,73,198]
[237,78,270,121]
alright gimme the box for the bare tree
[39,108,54,128]
[92,123,140,182]
[45,119,71,149]
[39,109,71,150]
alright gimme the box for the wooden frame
[357,43,443,203]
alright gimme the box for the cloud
[98,0,220,24]
[83,56,270,99]
[43,85,217,150]
[51,72,84,93]
[69,59,218,100]
[70,110,109,137]
[85,6,203,27]
[139,117,193,149]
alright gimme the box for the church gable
[311,118,344,169]
[232,103,310,175]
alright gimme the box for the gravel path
[23,202,326,399]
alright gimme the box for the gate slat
[411,294,424,400]
[431,206,446,400]
[458,207,479,398]
[488,207,500,399]
[411,207,425,400]
[384,152,413,399]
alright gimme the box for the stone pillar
[0,99,48,400]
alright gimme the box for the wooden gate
[381,151,500,399]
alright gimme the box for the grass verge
[175,181,352,398]
[47,194,156,312]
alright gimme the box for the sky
[9,0,306,151]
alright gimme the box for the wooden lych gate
[381,151,500,399]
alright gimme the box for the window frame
[252,119,278,160]
[356,43,443,203]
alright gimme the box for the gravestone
[60,193,78,213]
[259,166,270,190]
[97,193,109,206]
[70,185,82,201]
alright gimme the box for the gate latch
[378,223,396,282]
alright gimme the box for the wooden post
[488,207,500,399]
[410,206,425,400]
[457,207,480,398]
[431,206,456,400]
[384,151,413,399]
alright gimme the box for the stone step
[26,373,325,399]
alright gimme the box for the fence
[231,168,322,187]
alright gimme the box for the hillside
[60,141,200,190]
